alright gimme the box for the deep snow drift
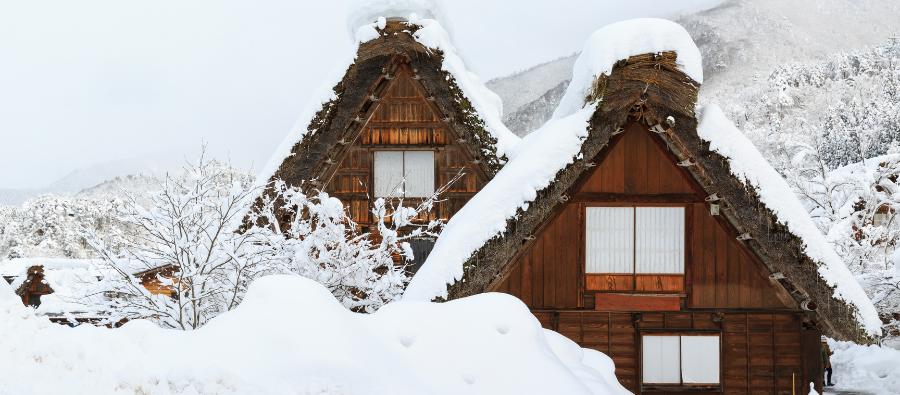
[828,339,900,394]
[0,275,631,395]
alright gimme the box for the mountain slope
[485,0,900,137]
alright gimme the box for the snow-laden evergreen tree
[786,138,900,338]
[0,194,129,260]
[718,37,900,338]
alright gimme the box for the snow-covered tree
[84,155,279,330]
[85,154,451,329]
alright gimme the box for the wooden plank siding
[530,311,805,395]
[492,122,810,393]
[323,69,485,227]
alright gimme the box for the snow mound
[696,104,881,337]
[554,18,702,119]
[0,275,626,394]
[828,339,900,394]
[345,0,450,39]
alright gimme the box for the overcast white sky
[0,0,722,189]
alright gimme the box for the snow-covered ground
[0,275,630,395]
[828,339,900,395]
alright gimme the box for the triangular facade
[255,21,516,239]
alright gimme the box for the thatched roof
[252,20,517,201]
[405,49,879,342]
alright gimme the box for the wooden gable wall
[495,122,787,310]
[324,65,484,227]
[490,121,811,394]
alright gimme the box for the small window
[586,207,684,274]
[374,151,435,198]
[28,294,42,307]
[642,334,720,386]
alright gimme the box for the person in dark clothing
[822,335,835,386]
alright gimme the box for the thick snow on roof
[554,18,703,119]
[1,258,109,318]
[696,104,881,337]
[0,275,628,395]
[344,0,450,39]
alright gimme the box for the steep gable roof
[251,20,519,202]
[405,19,880,342]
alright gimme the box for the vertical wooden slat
[545,223,557,308]
[635,127,648,194]
[578,203,586,308]
[727,240,740,308]
[533,238,544,307]
[522,254,533,307]
[556,210,568,308]
[613,135,626,193]
[648,132,661,194]
[567,205,579,308]
[624,129,638,194]
[509,262,521,298]
[716,224,729,308]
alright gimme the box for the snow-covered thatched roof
[404,18,881,341]
[245,3,518,219]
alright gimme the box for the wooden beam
[366,121,445,129]
[594,294,680,311]
[572,193,700,203]
[359,144,448,149]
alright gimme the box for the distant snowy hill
[0,154,187,206]
[486,0,900,137]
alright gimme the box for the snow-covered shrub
[254,178,445,313]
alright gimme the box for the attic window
[374,151,435,198]
[586,207,685,274]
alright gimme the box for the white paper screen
[374,151,404,197]
[403,151,435,197]
[586,207,634,273]
[680,335,720,384]
[642,335,681,384]
[635,207,684,274]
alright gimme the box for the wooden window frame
[638,330,723,392]
[584,203,688,294]
[372,150,437,199]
